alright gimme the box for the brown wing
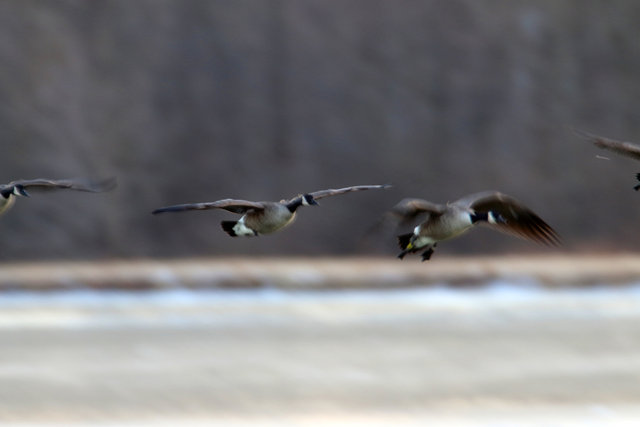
[574,129,640,161]
[152,199,265,215]
[458,191,560,246]
[385,198,446,227]
[390,198,445,216]
[1,177,116,193]
[302,184,391,201]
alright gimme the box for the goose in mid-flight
[387,191,560,261]
[152,184,391,237]
[0,177,117,216]
[574,128,640,190]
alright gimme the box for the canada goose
[0,177,117,216]
[574,129,640,190]
[152,184,391,237]
[388,191,560,261]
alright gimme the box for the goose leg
[421,246,435,262]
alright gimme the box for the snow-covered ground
[1,263,640,425]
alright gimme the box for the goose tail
[221,221,238,237]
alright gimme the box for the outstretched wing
[574,129,640,161]
[302,184,391,201]
[458,191,560,246]
[0,177,116,197]
[364,198,443,240]
[152,199,265,215]
[384,198,446,227]
[389,198,445,216]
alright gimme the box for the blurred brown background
[1,0,639,260]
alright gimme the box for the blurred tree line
[0,0,639,260]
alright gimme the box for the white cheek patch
[488,212,500,224]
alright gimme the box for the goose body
[153,184,391,237]
[0,177,116,217]
[389,191,560,261]
[410,207,474,248]
[0,191,19,216]
[574,129,640,190]
[225,199,306,236]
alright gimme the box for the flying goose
[152,184,391,237]
[0,177,117,216]
[388,191,560,261]
[574,129,640,190]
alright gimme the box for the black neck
[286,198,304,213]
[470,212,489,224]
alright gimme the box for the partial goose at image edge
[573,128,640,190]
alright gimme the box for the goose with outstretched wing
[388,191,560,261]
[0,177,117,216]
[153,184,391,237]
